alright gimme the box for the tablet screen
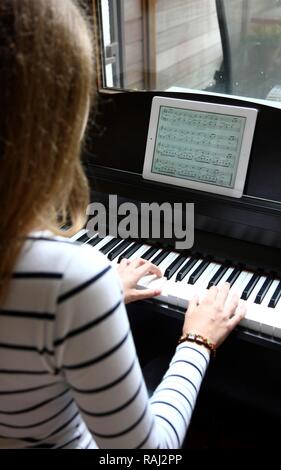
[143,97,257,198]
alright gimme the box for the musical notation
[152,106,246,188]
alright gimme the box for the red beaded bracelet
[178,333,216,357]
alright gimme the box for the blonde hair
[0,0,94,303]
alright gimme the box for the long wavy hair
[0,0,94,304]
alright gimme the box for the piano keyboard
[72,230,281,340]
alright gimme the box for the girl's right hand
[182,283,246,348]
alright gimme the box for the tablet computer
[142,96,258,198]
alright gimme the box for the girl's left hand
[117,258,162,304]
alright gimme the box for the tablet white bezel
[142,96,258,198]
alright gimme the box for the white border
[142,96,258,198]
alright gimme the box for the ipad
[142,96,258,198]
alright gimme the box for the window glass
[98,0,281,104]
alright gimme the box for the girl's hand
[117,258,162,304]
[182,283,246,347]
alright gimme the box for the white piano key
[242,275,267,330]
[71,230,281,341]
[216,266,235,286]
[200,262,222,287]
[247,275,267,304]
[260,308,279,337]
[272,313,281,339]
[240,303,264,333]
[228,270,249,295]
[182,258,206,282]
[157,252,178,276]
[260,279,280,309]
[128,244,151,261]
[138,274,168,304]
[92,235,114,251]
[230,272,252,297]
[275,296,281,312]
[168,256,192,282]
[194,262,221,299]
[255,280,281,336]
[175,281,199,310]
[84,233,99,245]
[110,241,134,266]
[164,262,224,310]
[71,229,87,241]
[149,249,166,263]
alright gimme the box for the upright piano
[77,90,281,447]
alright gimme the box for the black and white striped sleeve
[54,244,210,449]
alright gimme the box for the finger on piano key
[137,274,168,303]
[155,252,178,276]
[167,259,217,308]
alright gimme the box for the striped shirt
[0,232,209,449]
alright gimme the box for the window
[96,0,281,104]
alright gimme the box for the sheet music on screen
[151,106,246,189]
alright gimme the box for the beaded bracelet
[178,333,216,357]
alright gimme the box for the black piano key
[188,259,210,285]
[108,240,132,261]
[241,273,260,300]
[118,242,141,263]
[99,238,121,255]
[151,250,170,266]
[88,236,103,247]
[208,264,230,288]
[268,281,281,308]
[255,277,274,304]
[76,232,89,244]
[176,256,200,282]
[141,247,159,261]
[164,255,186,280]
[226,265,244,287]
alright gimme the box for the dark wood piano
[79,90,281,447]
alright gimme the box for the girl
[0,0,245,449]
